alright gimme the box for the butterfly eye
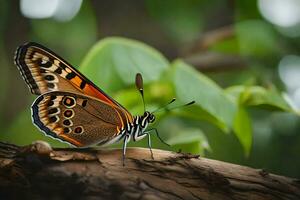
[150,115,155,122]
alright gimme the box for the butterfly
[14,42,185,164]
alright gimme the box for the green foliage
[235,20,278,57]
[166,128,210,155]
[146,0,204,43]
[172,60,237,132]
[226,85,293,112]
[233,106,252,156]
[80,37,169,93]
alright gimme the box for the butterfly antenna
[135,73,146,112]
[166,100,195,111]
[151,99,195,114]
[151,98,176,114]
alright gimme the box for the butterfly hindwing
[31,91,127,147]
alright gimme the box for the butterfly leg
[122,135,129,166]
[147,133,154,160]
[146,128,170,147]
[132,129,154,159]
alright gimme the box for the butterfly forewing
[32,91,127,147]
[15,42,133,123]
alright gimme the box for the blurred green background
[1,0,300,178]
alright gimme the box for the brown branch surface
[0,141,299,200]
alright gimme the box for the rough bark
[0,141,299,200]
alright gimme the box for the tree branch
[181,25,248,72]
[0,141,299,200]
[182,25,235,55]
[183,52,247,72]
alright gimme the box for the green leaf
[172,60,237,132]
[233,106,252,156]
[226,84,293,155]
[243,87,292,112]
[156,117,210,155]
[166,128,206,145]
[226,85,293,112]
[177,106,228,132]
[80,37,169,93]
[166,128,210,155]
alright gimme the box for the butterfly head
[144,111,155,123]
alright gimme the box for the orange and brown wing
[32,91,127,147]
[15,42,133,125]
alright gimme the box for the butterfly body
[101,112,155,147]
[14,42,163,162]
[124,112,155,142]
